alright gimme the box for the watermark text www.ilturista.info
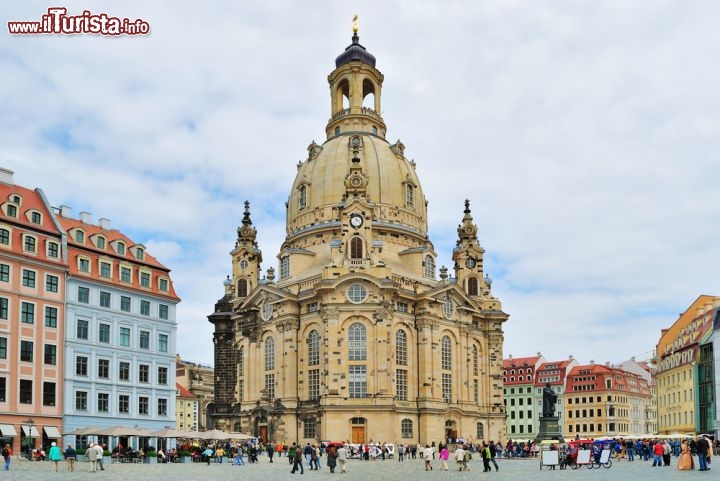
[8,7,150,35]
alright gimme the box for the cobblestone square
[2,455,713,481]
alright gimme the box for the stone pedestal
[536,416,564,443]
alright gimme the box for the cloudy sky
[3,1,719,367]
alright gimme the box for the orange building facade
[0,168,67,453]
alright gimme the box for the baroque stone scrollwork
[307,140,323,160]
[277,318,300,332]
[319,305,339,322]
[390,139,405,158]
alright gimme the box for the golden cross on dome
[353,14,358,34]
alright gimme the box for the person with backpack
[2,444,11,471]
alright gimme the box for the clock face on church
[350,214,363,228]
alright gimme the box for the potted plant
[103,450,112,465]
[179,450,193,463]
[145,449,158,464]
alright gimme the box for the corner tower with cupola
[209,21,508,446]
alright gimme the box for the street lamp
[25,418,34,456]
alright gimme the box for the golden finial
[352,14,359,34]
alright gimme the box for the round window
[443,298,454,319]
[261,301,273,321]
[240,260,249,270]
[346,283,368,304]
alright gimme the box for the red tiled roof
[0,184,63,235]
[503,356,541,369]
[58,216,180,300]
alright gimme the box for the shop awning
[0,424,17,436]
[21,425,40,437]
[44,426,61,438]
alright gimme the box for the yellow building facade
[656,295,719,435]
[208,29,508,445]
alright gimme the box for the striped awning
[44,426,61,438]
[0,424,17,436]
[21,425,40,437]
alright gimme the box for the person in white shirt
[454,445,466,471]
[423,445,433,471]
[336,444,348,473]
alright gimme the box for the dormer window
[136,247,144,260]
[96,236,106,249]
[74,230,85,243]
[0,228,10,245]
[117,241,126,255]
[279,256,290,279]
[423,255,435,278]
[406,184,414,207]
[23,235,36,253]
[30,211,42,224]
[6,204,17,218]
[299,185,307,209]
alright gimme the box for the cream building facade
[208,29,508,445]
[656,295,719,435]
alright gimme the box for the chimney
[508,354,513,360]
[0,168,14,185]
[99,217,111,230]
[79,211,92,224]
[568,355,574,361]
[60,205,72,218]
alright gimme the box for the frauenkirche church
[208,23,508,445]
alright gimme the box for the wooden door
[259,426,268,444]
[351,427,365,444]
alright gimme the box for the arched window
[467,276,478,296]
[348,323,366,361]
[476,422,485,440]
[299,185,307,209]
[308,330,320,366]
[406,184,414,207]
[395,330,407,366]
[473,345,479,376]
[264,337,275,371]
[238,346,244,377]
[401,419,413,438]
[441,336,452,370]
[423,255,435,278]
[350,237,363,259]
[280,255,290,279]
[237,279,248,297]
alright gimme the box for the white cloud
[3,0,719,366]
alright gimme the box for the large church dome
[277,33,434,284]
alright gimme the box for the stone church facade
[208,28,508,446]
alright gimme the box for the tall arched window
[472,345,479,376]
[348,323,366,361]
[467,276,478,296]
[423,255,435,278]
[308,329,321,400]
[350,237,363,259]
[264,337,275,371]
[299,185,307,209]
[406,184,414,207]
[308,330,320,366]
[395,330,407,366]
[441,336,452,370]
[238,346,244,377]
[441,335,452,403]
[348,323,367,399]
[264,337,276,400]
[237,279,248,297]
